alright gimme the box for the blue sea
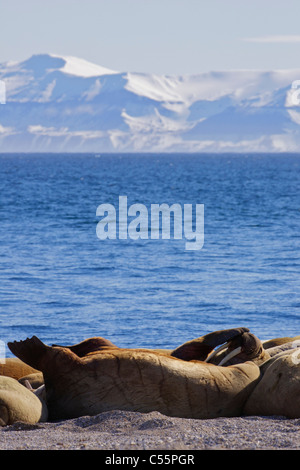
[0,153,299,357]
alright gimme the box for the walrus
[0,357,39,380]
[0,376,48,426]
[243,346,300,418]
[8,332,261,421]
[262,335,300,350]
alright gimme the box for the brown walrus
[0,357,39,380]
[8,328,261,421]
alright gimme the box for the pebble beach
[0,410,299,451]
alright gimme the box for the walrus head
[171,327,249,362]
[206,331,270,366]
[171,328,270,366]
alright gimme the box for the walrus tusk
[33,384,46,399]
[24,380,33,390]
[219,347,242,366]
[204,343,229,363]
[24,379,45,399]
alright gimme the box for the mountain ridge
[1,53,300,152]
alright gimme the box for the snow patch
[50,54,118,77]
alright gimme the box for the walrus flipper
[8,336,49,371]
[171,327,249,361]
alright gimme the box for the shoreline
[0,410,299,450]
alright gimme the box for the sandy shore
[0,410,299,450]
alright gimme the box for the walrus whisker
[219,346,242,366]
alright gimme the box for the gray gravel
[0,410,299,450]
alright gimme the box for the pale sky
[1,0,300,74]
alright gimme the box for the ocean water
[0,153,299,357]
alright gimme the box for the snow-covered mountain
[1,53,300,152]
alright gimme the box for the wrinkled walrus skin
[8,335,261,421]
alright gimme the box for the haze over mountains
[1,53,300,152]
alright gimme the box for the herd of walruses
[0,327,299,426]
